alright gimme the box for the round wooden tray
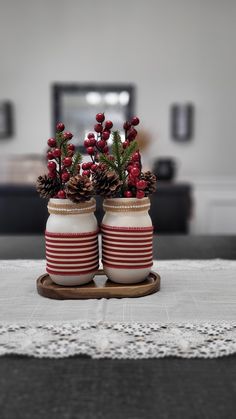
[36,270,160,300]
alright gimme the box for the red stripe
[102,250,152,259]
[102,238,152,244]
[47,260,98,270]
[45,246,98,255]
[46,256,98,265]
[102,245,152,254]
[45,229,99,238]
[47,266,99,276]
[102,241,152,249]
[101,233,152,240]
[46,243,98,250]
[102,256,153,264]
[46,237,98,245]
[101,224,153,232]
[46,251,98,260]
[102,261,153,269]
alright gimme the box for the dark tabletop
[0,235,236,419]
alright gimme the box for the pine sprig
[70,150,82,175]
[121,140,138,169]
[99,154,118,172]
[111,131,123,180]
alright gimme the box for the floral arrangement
[36,114,157,202]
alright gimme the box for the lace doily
[0,321,235,359]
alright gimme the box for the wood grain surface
[36,270,160,300]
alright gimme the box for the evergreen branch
[99,154,119,172]
[111,131,123,180]
[111,131,122,164]
[121,140,138,169]
[70,151,82,175]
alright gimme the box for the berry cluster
[46,123,81,199]
[83,113,153,199]
[82,113,113,177]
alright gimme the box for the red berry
[127,164,134,173]
[132,151,140,161]
[47,161,57,171]
[131,167,140,177]
[47,151,54,160]
[84,139,90,148]
[87,132,95,139]
[53,148,61,158]
[82,162,88,170]
[47,138,56,147]
[82,170,90,176]
[127,128,137,141]
[128,176,136,186]
[94,124,103,133]
[136,180,147,190]
[56,122,65,132]
[96,113,105,123]
[87,146,94,155]
[136,190,145,199]
[105,120,113,130]
[88,137,96,146]
[63,131,73,140]
[57,190,66,199]
[63,157,72,167]
[68,144,75,151]
[91,164,97,172]
[103,145,109,153]
[123,140,129,149]
[48,171,57,179]
[131,116,140,126]
[87,162,93,169]
[102,131,110,140]
[97,139,106,149]
[123,121,131,130]
[124,190,133,198]
[61,172,70,182]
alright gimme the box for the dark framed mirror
[52,83,135,153]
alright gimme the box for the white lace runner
[0,259,236,358]
[0,322,236,359]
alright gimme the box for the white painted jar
[45,198,99,286]
[101,197,153,284]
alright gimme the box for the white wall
[1,0,236,178]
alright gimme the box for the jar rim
[103,197,150,213]
[48,197,96,215]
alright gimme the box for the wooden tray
[36,270,160,300]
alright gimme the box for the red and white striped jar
[101,197,153,284]
[45,198,99,286]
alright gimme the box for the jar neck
[103,197,150,213]
[48,198,96,215]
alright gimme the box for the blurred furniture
[0,183,192,234]
[0,185,48,234]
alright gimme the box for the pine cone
[140,171,157,195]
[93,168,122,198]
[36,174,60,198]
[66,175,94,203]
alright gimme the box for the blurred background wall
[0,0,236,234]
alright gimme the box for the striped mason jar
[101,197,153,284]
[45,198,99,286]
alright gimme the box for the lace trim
[0,321,235,359]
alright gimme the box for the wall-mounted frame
[0,102,14,139]
[52,83,135,152]
[170,103,194,142]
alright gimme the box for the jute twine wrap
[103,197,150,213]
[48,198,96,215]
